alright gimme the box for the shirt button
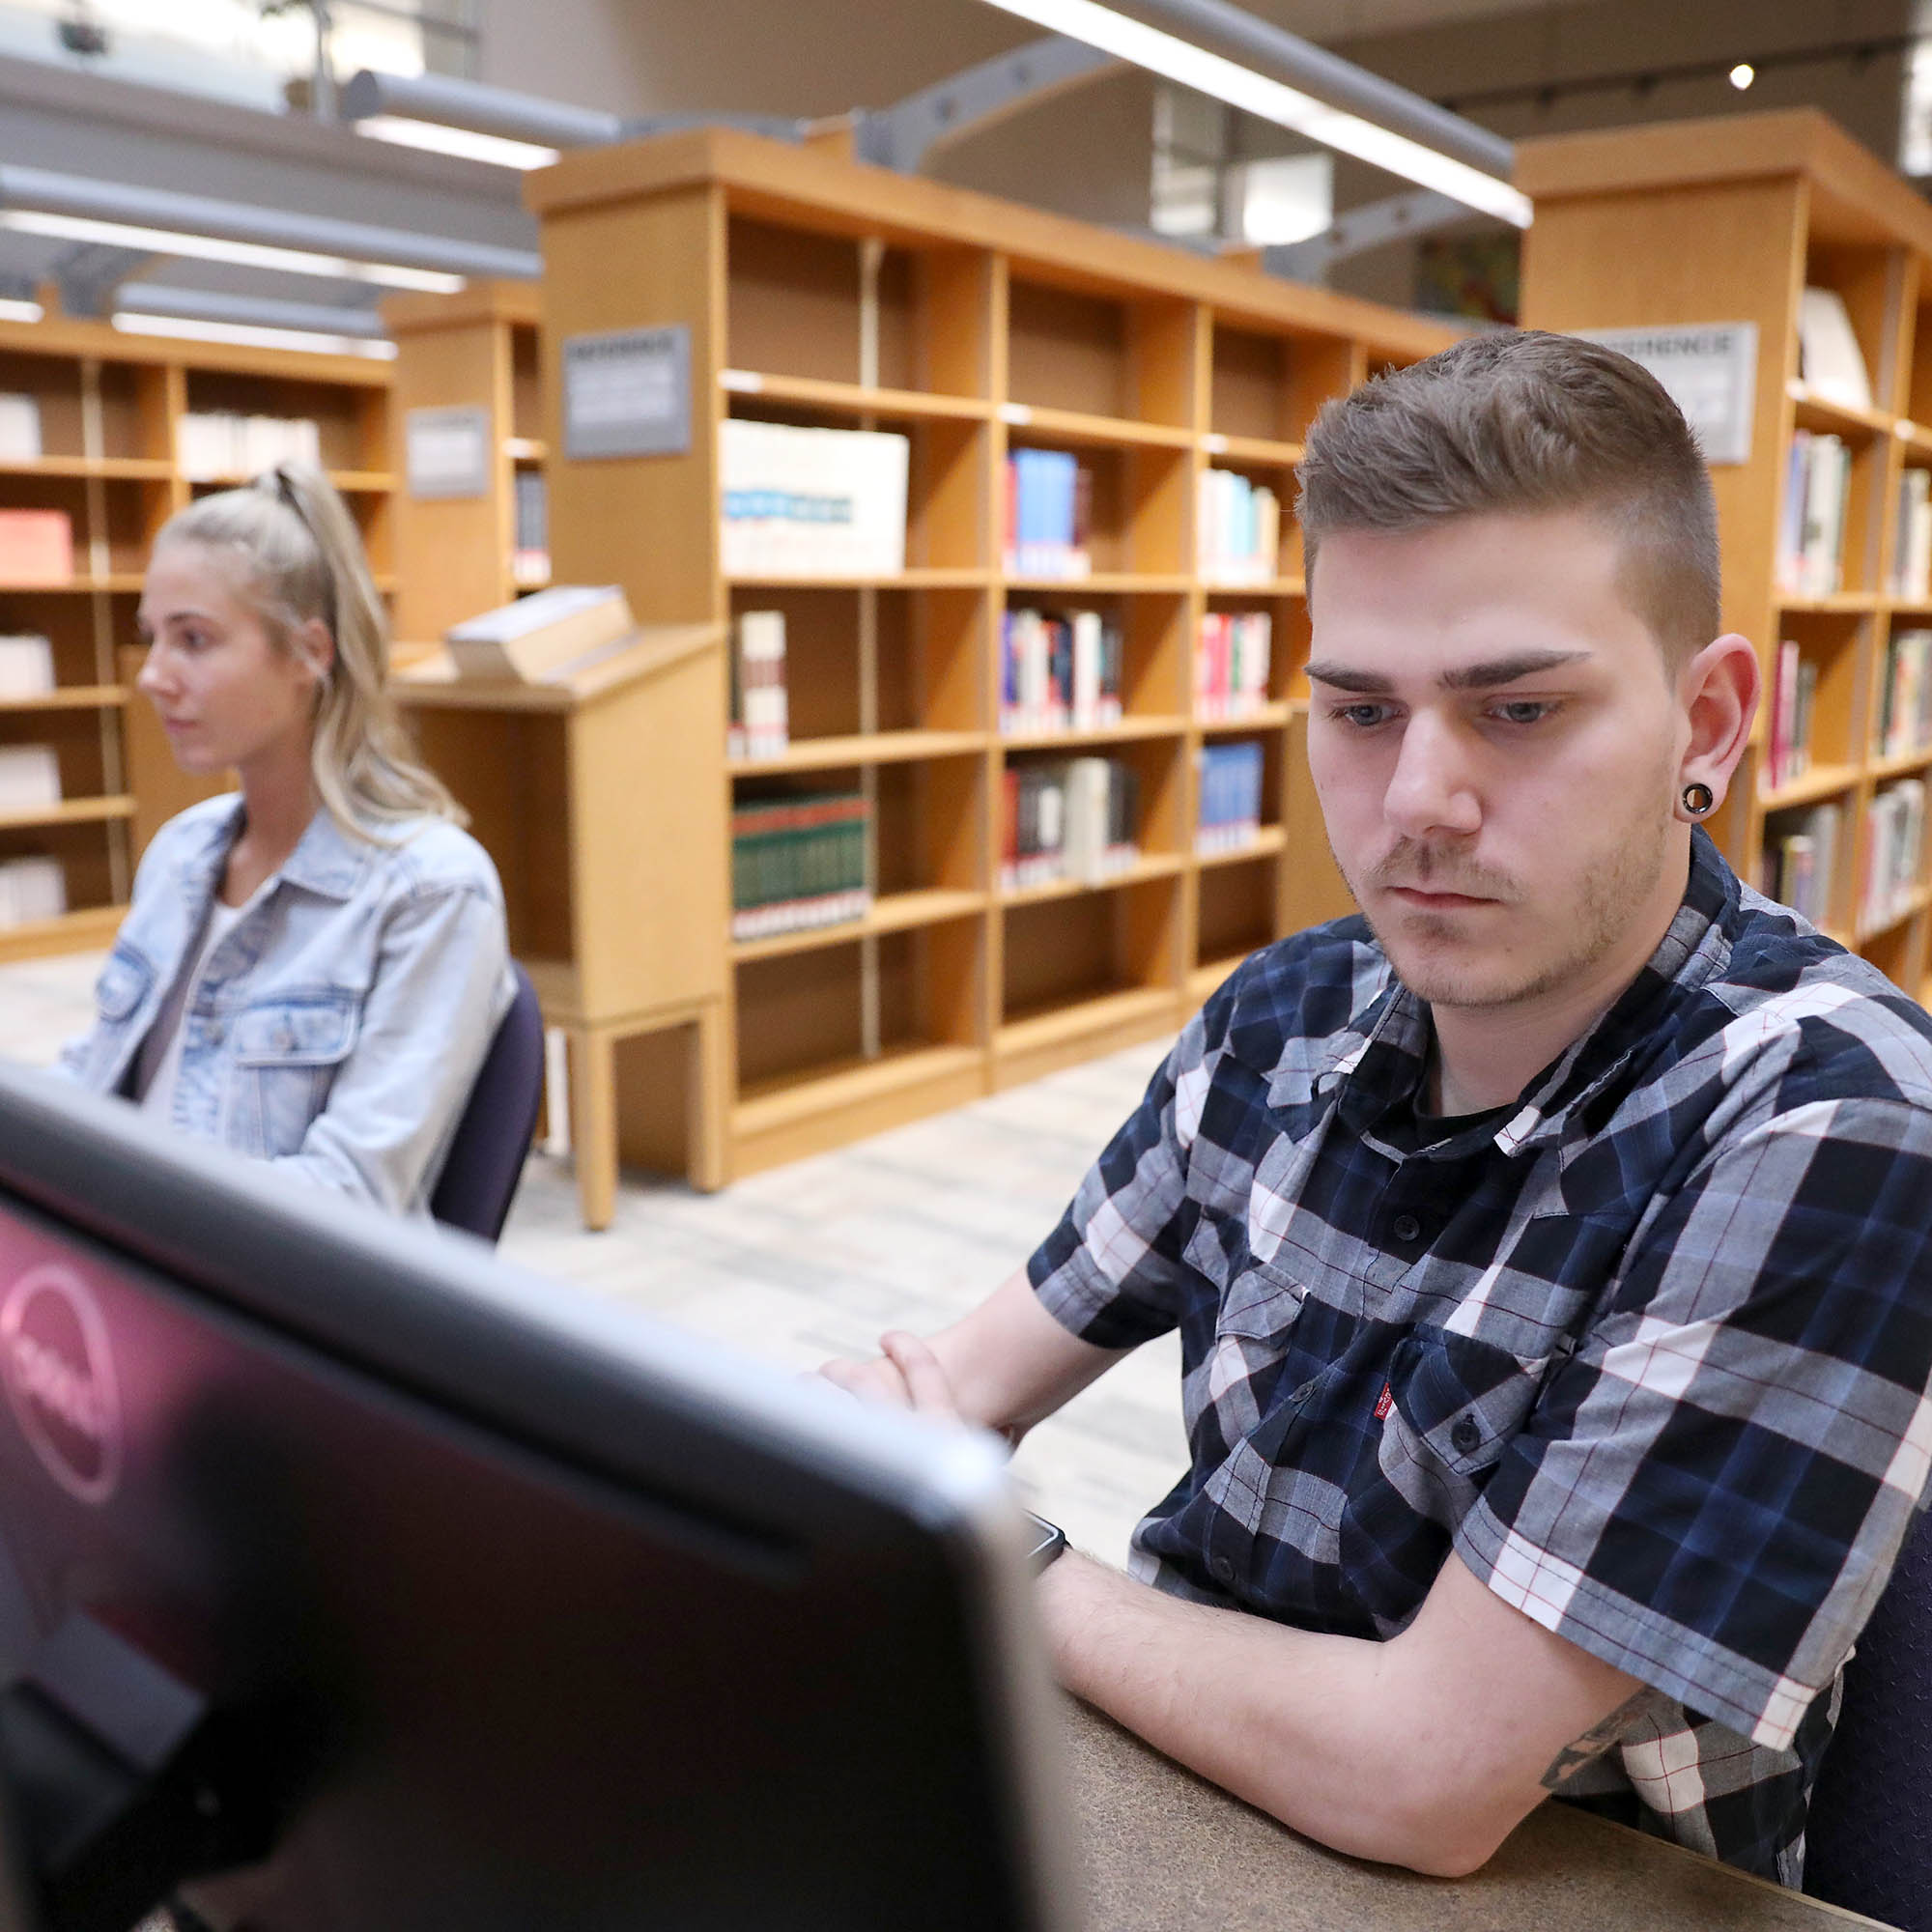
[1451,1415,1483,1455]
[1292,1379,1319,1406]
[1209,1555,1235,1585]
[1392,1211,1422,1242]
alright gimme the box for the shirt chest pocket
[95,943,153,1026]
[1335,1327,1551,1629]
[1193,1258,1310,1445]
[230,992,360,1158]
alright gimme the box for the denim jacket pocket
[231,991,360,1156]
[95,942,154,1026]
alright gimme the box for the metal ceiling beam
[856,36,1117,173]
[113,281,389,338]
[0,163,541,282]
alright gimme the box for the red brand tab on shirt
[1374,1382,1394,1422]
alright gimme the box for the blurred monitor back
[0,1066,1076,1932]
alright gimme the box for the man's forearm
[1035,1550,1636,1878]
[920,1267,1122,1436]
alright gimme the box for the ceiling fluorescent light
[977,0,1532,226]
[355,115,561,171]
[0,298,43,324]
[111,313,399,359]
[0,211,464,294]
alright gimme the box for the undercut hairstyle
[1295,329,1721,665]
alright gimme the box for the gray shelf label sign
[406,406,491,499]
[563,324,692,460]
[1578,323,1759,466]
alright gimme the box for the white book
[0,634,52,697]
[0,745,60,813]
[1070,611,1103,730]
[0,394,41,462]
[1799,288,1873,412]
[736,610,788,758]
[1802,434,1847,599]
[1061,756,1111,884]
[0,856,63,926]
[1910,489,1932,605]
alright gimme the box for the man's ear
[1675,634,1758,821]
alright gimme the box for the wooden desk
[1060,1698,1885,1931]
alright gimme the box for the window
[1151,85,1332,248]
[0,0,479,105]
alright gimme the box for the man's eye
[1492,699,1556,725]
[1333,702,1392,728]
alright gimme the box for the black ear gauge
[1681,782,1716,817]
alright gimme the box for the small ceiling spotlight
[1729,63,1756,90]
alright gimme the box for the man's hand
[815,1268,1125,1443]
[819,1331,963,1420]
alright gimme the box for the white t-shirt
[137,894,250,1122]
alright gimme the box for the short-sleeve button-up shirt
[1027,832,1932,1883]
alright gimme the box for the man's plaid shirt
[1028,832,1932,1883]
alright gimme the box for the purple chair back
[428,963,545,1242]
[1804,1507,1932,1928]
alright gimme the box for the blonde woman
[60,465,511,1216]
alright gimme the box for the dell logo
[1,1264,121,1505]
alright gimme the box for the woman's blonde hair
[153,464,464,838]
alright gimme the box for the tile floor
[0,948,1189,1565]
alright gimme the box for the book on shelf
[445,583,634,683]
[729,791,870,941]
[719,418,909,579]
[176,412,323,482]
[1764,801,1841,926]
[727,611,788,760]
[0,745,60,814]
[1196,741,1265,854]
[1196,469,1280,583]
[0,395,42,463]
[0,634,53,698]
[0,510,72,587]
[1196,613,1273,720]
[999,608,1122,735]
[0,855,64,929]
[1797,288,1874,412]
[1000,756,1139,890]
[1892,468,1932,602]
[1768,640,1819,790]
[1862,779,1926,932]
[1881,631,1932,757]
[512,469,549,589]
[1776,431,1852,600]
[1004,447,1091,581]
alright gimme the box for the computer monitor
[0,1065,1079,1932]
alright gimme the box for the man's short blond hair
[1296,330,1720,665]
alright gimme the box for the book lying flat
[445,584,634,682]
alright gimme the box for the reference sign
[1578,323,1759,466]
[562,325,692,460]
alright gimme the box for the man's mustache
[1365,841,1519,902]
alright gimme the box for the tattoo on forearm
[1541,1690,1655,1792]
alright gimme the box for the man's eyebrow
[1304,648,1593,696]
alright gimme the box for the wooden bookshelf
[478,127,1454,1215]
[0,309,393,959]
[384,281,546,643]
[1520,108,1932,1008]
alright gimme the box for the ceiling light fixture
[0,298,43,325]
[110,312,398,359]
[974,0,1531,225]
[0,209,464,293]
[1730,63,1756,89]
[353,115,561,171]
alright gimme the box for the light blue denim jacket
[59,794,513,1216]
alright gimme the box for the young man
[826,331,1932,1886]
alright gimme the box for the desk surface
[1060,1698,1886,1931]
